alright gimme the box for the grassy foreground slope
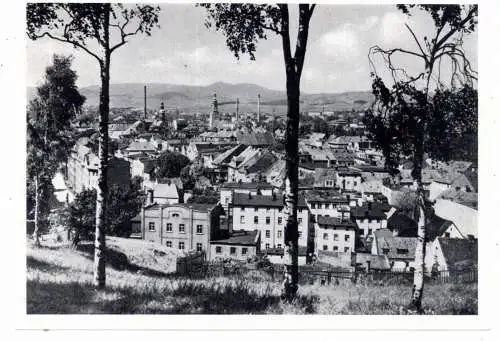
[26,237,477,314]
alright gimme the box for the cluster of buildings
[64,92,478,275]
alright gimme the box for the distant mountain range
[27,81,374,113]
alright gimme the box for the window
[311,203,316,209]
[278,217,283,225]
[265,230,271,238]
[278,207,283,212]
[277,230,282,238]
[265,243,270,249]
[299,208,303,213]
[382,248,389,255]
[266,217,270,224]
[215,246,222,254]
[444,232,451,238]
[298,218,302,224]
[323,233,328,240]
[334,234,339,241]
[242,247,248,255]
[179,242,185,250]
[368,228,372,235]
[254,216,259,224]
[345,234,350,242]
[277,244,282,249]
[230,247,236,255]
[196,225,203,234]
[254,207,258,212]
[179,224,185,233]
[241,206,245,211]
[196,243,203,252]
[166,223,172,232]
[172,213,180,218]
[166,241,172,247]
[240,216,245,224]
[148,222,155,231]
[344,247,349,253]
[323,245,328,251]
[225,197,229,204]
[299,231,302,238]
[266,207,270,211]
[333,246,338,251]
[396,248,408,255]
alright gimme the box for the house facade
[314,216,357,254]
[231,193,311,250]
[141,203,224,258]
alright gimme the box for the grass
[26,237,478,314]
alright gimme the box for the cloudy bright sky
[26,3,477,94]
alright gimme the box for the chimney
[257,93,261,123]
[236,97,239,122]
[147,189,154,204]
[144,85,147,120]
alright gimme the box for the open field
[26,237,477,314]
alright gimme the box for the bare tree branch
[33,31,102,62]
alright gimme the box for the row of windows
[238,207,304,213]
[262,230,303,239]
[165,241,204,252]
[322,233,351,241]
[239,216,303,225]
[310,203,344,209]
[323,245,350,252]
[264,243,282,249]
[215,246,248,256]
[148,222,204,234]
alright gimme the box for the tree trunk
[410,186,428,311]
[282,71,300,300]
[32,176,41,247]
[94,8,110,289]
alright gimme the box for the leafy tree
[153,151,191,179]
[27,54,85,246]
[68,181,145,247]
[200,3,316,299]
[27,3,160,288]
[180,165,197,191]
[365,4,477,311]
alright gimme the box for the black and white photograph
[20,1,482,317]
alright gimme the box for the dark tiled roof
[233,193,307,208]
[245,152,278,174]
[439,238,478,270]
[426,215,454,241]
[221,182,274,190]
[336,167,361,176]
[316,216,357,229]
[350,205,387,220]
[211,229,259,246]
[373,230,417,260]
[387,212,418,236]
[305,190,348,203]
[145,202,216,212]
[236,131,275,146]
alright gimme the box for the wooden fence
[176,258,477,286]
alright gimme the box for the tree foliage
[68,181,145,245]
[153,151,191,179]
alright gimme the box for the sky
[26,3,478,94]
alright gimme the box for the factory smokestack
[257,93,261,123]
[236,97,239,122]
[144,85,147,120]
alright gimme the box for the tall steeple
[209,93,218,129]
[257,93,261,123]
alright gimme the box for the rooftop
[316,216,357,229]
[211,229,259,246]
[233,193,307,208]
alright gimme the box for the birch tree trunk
[94,8,110,288]
[282,71,300,300]
[411,189,427,310]
[32,176,41,247]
